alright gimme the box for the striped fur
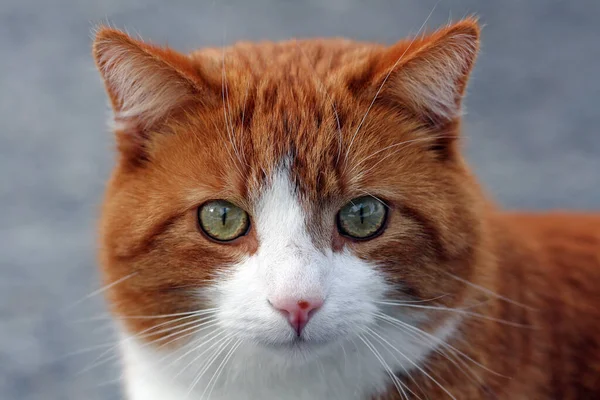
[93,19,600,399]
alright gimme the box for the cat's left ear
[373,18,480,124]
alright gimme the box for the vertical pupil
[359,204,364,224]
[221,207,227,226]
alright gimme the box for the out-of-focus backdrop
[1,0,599,399]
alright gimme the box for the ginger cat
[93,18,600,400]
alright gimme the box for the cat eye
[198,200,250,242]
[337,196,387,240]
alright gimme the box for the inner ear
[92,27,220,164]
[378,18,480,123]
[93,28,204,127]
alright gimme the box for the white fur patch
[120,167,459,399]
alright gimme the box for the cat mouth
[260,335,333,353]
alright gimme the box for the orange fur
[94,18,600,399]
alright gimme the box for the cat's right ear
[92,27,215,154]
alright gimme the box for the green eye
[198,200,249,242]
[337,196,387,239]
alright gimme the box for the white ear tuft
[384,19,480,121]
[93,28,200,131]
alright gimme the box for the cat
[93,17,600,400]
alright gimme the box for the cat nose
[269,297,324,336]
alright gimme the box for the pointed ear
[377,18,480,123]
[92,27,211,133]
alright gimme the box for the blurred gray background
[1,0,599,399]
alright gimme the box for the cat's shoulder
[498,211,600,300]
[500,211,600,251]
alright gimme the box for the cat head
[95,19,488,363]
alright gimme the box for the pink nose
[269,297,323,336]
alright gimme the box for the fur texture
[94,18,600,399]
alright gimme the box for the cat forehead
[169,77,417,208]
[191,39,379,78]
[177,63,398,194]
[188,39,378,129]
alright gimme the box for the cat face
[210,167,388,355]
[96,19,487,365]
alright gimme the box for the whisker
[357,333,410,400]
[167,329,230,378]
[340,341,348,371]
[120,309,220,319]
[79,316,219,376]
[149,330,216,370]
[376,313,503,399]
[364,328,426,400]
[134,317,218,343]
[378,314,474,380]
[350,135,458,175]
[45,312,216,368]
[376,301,531,328]
[381,294,450,304]
[351,135,459,180]
[377,316,485,392]
[202,338,242,399]
[375,312,509,379]
[366,326,457,400]
[238,78,251,165]
[221,41,246,171]
[125,329,227,387]
[95,329,230,392]
[74,308,219,324]
[203,48,245,179]
[209,120,245,178]
[184,336,235,398]
[441,271,537,311]
[54,343,118,360]
[89,321,117,337]
[110,312,216,345]
[139,319,220,349]
[61,273,136,313]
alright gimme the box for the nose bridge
[254,167,327,299]
[263,237,326,299]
